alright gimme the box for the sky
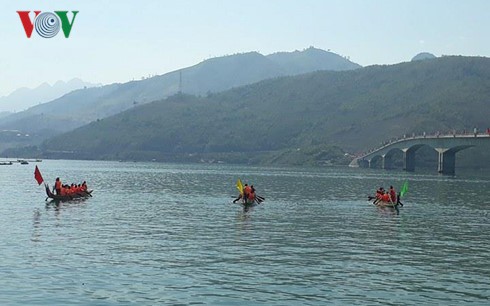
[0,0,489,96]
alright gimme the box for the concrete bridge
[349,133,490,175]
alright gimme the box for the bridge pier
[403,149,416,172]
[382,154,393,169]
[358,159,369,168]
[436,148,456,175]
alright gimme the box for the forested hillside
[8,56,490,167]
[0,47,359,152]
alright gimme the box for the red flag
[34,165,44,185]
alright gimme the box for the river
[0,160,488,305]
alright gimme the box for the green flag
[400,181,409,197]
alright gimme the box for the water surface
[0,160,489,305]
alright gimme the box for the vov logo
[17,11,79,38]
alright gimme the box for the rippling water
[0,160,489,305]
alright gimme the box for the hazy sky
[0,0,488,96]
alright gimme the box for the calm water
[0,160,489,305]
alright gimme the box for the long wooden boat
[45,185,92,202]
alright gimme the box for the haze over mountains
[19,55,490,168]
[0,47,360,150]
[0,78,99,113]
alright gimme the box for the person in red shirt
[389,186,397,202]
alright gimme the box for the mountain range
[0,47,360,152]
[21,55,490,168]
[0,78,99,113]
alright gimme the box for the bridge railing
[354,130,490,159]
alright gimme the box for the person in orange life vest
[60,185,67,196]
[243,184,252,199]
[247,187,256,202]
[54,177,62,195]
[250,185,258,201]
[376,187,384,199]
[389,186,396,202]
[381,192,391,202]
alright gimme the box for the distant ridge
[0,78,100,113]
[0,47,361,149]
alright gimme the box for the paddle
[232,179,244,203]
[398,181,408,207]
[254,195,265,204]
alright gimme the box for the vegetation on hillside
[6,56,490,168]
[0,47,359,151]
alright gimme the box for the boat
[373,199,398,208]
[45,185,92,202]
[0,161,12,165]
[19,160,29,165]
[238,198,257,206]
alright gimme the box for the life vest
[247,192,255,201]
[382,193,391,202]
[244,185,252,195]
[55,180,62,190]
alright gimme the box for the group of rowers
[53,177,89,196]
[233,183,258,204]
[373,186,403,206]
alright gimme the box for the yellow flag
[236,179,244,195]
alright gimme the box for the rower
[389,186,396,202]
[243,184,252,200]
[54,177,62,195]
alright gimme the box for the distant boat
[19,160,29,165]
[0,161,12,165]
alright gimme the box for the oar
[389,196,400,214]
[256,194,265,204]
[397,194,404,207]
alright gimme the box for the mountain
[412,52,437,61]
[28,56,490,167]
[267,47,361,74]
[0,48,361,150]
[0,78,100,112]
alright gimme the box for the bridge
[349,133,490,175]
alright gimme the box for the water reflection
[31,208,42,243]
